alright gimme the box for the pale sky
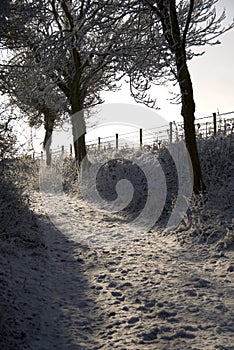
[102,0,234,123]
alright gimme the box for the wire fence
[30,110,234,160]
[86,111,234,151]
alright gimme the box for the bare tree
[0,103,17,162]
[0,1,59,164]
[1,0,129,167]
[0,55,69,165]
[121,0,234,193]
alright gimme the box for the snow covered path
[20,191,234,350]
[0,187,234,350]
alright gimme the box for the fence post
[140,128,143,148]
[61,145,64,155]
[224,119,227,134]
[206,122,208,139]
[213,112,217,136]
[169,122,173,143]
[116,133,118,150]
[41,151,43,160]
[98,137,101,151]
[70,144,73,156]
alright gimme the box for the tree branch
[182,0,194,47]
[60,0,74,29]
[50,0,63,31]
[141,0,161,18]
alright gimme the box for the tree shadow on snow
[0,169,105,350]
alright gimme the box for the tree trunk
[73,133,87,167]
[69,54,88,168]
[45,144,52,166]
[158,1,206,194]
[71,99,88,169]
[175,58,206,193]
[43,113,55,167]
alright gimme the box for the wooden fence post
[41,151,43,160]
[116,133,118,150]
[213,112,217,136]
[140,128,143,148]
[70,144,72,156]
[206,122,208,139]
[61,145,64,155]
[169,122,173,143]
[98,137,101,151]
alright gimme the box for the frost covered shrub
[61,156,78,193]
[174,134,234,246]
[0,117,17,162]
[0,156,44,248]
[77,146,179,227]
[3,156,40,192]
[198,134,234,193]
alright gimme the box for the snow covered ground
[0,134,233,349]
